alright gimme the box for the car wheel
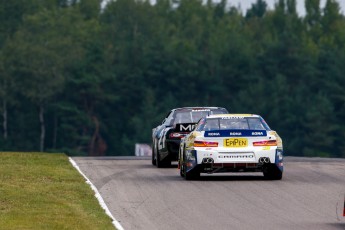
[156,145,169,168]
[156,149,172,168]
[263,164,283,180]
[157,155,171,168]
[183,153,200,180]
[156,144,163,168]
[151,142,156,166]
[179,146,185,177]
[184,165,200,180]
[180,163,184,177]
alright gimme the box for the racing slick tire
[152,153,156,166]
[181,151,200,180]
[184,165,200,180]
[152,143,156,166]
[263,164,283,180]
[179,147,185,177]
[156,148,171,168]
[180,162,185,177]
[156,147,163,168]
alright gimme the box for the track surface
[73,156,345,230]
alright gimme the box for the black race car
[152,107,228,167]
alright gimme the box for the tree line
[0,0,344,157]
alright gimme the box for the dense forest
[0,0,344,157]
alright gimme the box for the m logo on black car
[176,123,195,132]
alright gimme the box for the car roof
[206,114,260,118]
[172,107,226,111]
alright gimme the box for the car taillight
[253,140,277,146]
[169,132,187,139]
[194,141,218,147]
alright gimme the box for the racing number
[158,129,168,150]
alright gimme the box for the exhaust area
[202,158,214,164]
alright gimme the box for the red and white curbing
[69,158,124,230]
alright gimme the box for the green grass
[0,152,115,230]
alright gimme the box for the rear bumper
[196,148,277,164]
[184,148,284,173]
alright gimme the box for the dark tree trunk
[39,105,45,152]
[89,116,107,156]
[53,113,57,149]
[3,100,7,140]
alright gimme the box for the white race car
[178,114,283,180]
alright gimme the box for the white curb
[69,157,124,230]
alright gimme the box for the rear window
[196,117,270,131]
[172,108,227,125]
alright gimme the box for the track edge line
[69,157,125,230]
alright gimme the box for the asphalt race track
[72,156,345,230]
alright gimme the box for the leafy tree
[302,93,336,157]
[246,0,267,18]
[78,0,100,19]
[305,0,322,40]
[6,8,82,151]
[0,0,345,157]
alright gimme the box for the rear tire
[185,166,200,180]
[179,147,185,177]
[182,151,200,180]
[156,147,163,168]
[180,163,185,177]
[151,142,156,166]
[156,148,171,168]
[263,164,283,180]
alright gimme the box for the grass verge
[0,152,115,230]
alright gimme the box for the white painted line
[69,157,124,230]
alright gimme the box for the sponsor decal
[176,123,195,132]
[192,109,210,112]
[205,129,267,137]
[230,132,242,136]
[218,155,254,159]
[221,117,245,119]
[252,132,264,135]
[208,132,220,136]
[224,138,248,147]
